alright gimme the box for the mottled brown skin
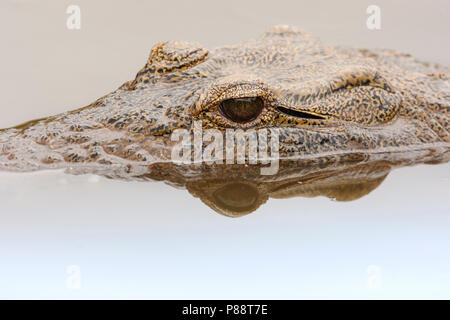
[0,25,449,186]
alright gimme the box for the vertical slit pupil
[219,97,264,123]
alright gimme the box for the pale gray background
[0,0,449,299]
[1,0,449,127]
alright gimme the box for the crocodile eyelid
[275,106,328,120]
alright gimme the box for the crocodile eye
[219,97,264,123]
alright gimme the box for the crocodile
[0,25,449,189]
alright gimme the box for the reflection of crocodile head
[185,162,390,217]
[130,146,445,216]
[0,26,448,181]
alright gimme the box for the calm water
[0,0,449,299]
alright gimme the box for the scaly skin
[0,25,449,184]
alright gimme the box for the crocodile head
[0,25,449,178]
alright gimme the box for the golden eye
[219,97,264,123]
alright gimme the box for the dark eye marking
[276,106,326,120]
[219,97,264,123]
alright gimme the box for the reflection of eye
[219,97,264,123]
